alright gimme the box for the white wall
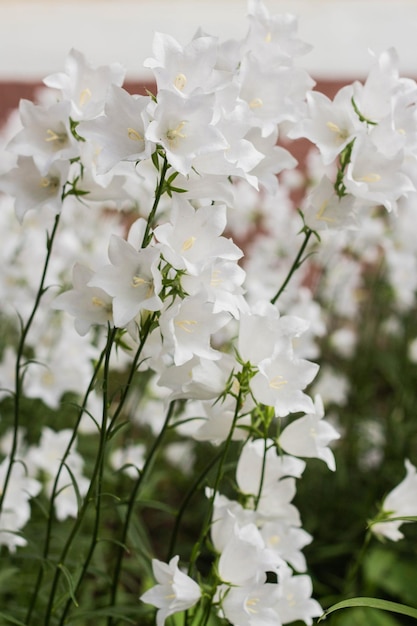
[1,1,417,81]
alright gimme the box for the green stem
[107,401,176,626]
[167,449,223,561]
[344,529,373,596]
[0,213,61,523]
[141,154,169,249]
[44,326,117,626]
[270,227,313,305]
[25,344,108,624]
[188,389,243,578]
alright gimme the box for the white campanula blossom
[158,294,230,366]
[0,457,41,552]
[154,199,242,276]
[26,427,89,521]
[236,439,304,523]
[288,86,360,166]
[188,396,251,445]
[275,566,322,625]
[144,32,222,96]
[110,443,146,479]
[0,156,69,222]
[156,353,236,402]
[236,53,313,137]
[371,459,417,541]
[238,301,309,365]
[181,258,247,319]
[77,86,154,173]
[279,395,340,471]
[43,48,125,121]
[251,352,318,417]
[344,134,414,213]
[303,175,358,231]
[53,263,113,335]
[88,219,163,329]
[7,100,79,175]
[192,101,265,185]
[245,0,312,64]
[260,520,312,573]
[146,89,228,176]
[218,581,281,626]
[140,555,201,626]
[218,522,284,587]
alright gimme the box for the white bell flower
[140,555,201,626]
[371,459,417,541]
[279,395,340,471]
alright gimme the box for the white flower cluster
[0,0,416,622]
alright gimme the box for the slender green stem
[141,154,169,249]
[344,529,373,596]
[270,227,313,305]
[188,389,243,578]
[0,213,61,517]
[44,327,117,626]
[107,401,176,626]
[25,344,108,624]
[167,449,223,561]
[57,326,116,625]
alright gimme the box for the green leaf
[320,597,417,622]
[57,563,79,608]
[364,546,417,605]
[0,613,27,626]
[66,605,142,623]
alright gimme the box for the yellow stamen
[181,236,196,252]
[358,173,381,183]
[174,73,187,91]
[132,276,154,298]
[287,592,296,608]
[245,597,259,614]
[269,534,281,545]
[175,319,197,333]
[315,201,335,224]
[210,269,222,287]
[249,98,263,110]
[91,296,106,308]
[45,128,67,144]
[166,121,187,147]
[269,375,288,389]
[39,176,59,190]
[127,127,144,142]
[79,88,92,107]
[326,121,341,134]
[265,31,272,43]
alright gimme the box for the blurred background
[1,0,417,123]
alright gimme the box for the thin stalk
[141,154,169,249]
[187,388,243,578]
[44,327,117,626]
[270,227,313,305]
[57,326,116,626]
[107,401,176,626]
[25,344,108,625]
[0,212,61,516]
[167,449,223,561]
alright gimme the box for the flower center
[249,98,263,110]
[79,88,92,107]
[45,128,68,145]
[269,375,288,389]
[174,73,187,91]
[166,121,187,148]
[175,319,197,333]
[181,236,196,252]
[127,127,144,142]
